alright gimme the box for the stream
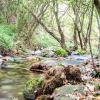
[0,55,90,100]
[0,62,40,100]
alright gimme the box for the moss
[54,49,68,56]
[25,77,44,92]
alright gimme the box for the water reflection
[0,63,40,100]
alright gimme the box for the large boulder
[53,84,85,100]
[64,66,82,83]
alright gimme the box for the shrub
[0,24,16,49]
[54,49,68,56]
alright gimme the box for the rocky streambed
[24,55,100,100]
[0,54,99,100]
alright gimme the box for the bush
[0,24,16,49]
[54,49,68,56]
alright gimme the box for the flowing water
[0,55,87,100]
[0,63,40,100]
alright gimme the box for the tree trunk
[23,3,70,53]
[94,0,100,16]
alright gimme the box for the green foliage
[8,24,16,33]
[75,49,86,55]
[32,33,59,49]
[0,16,4,24]
[26,77,44,92]
[54,49,68,56]
[92,48,98,56]
[0,24,16,49]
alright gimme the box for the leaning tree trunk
[23,3,70,53]
[94,0,100,16]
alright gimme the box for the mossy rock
[75,49,86,55]
[23,77,44,100]
[25,77,44,92]
[54,49,68,57]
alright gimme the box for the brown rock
[30,62,51,73]
[43,74,65,95]
[45,67,64,79]
[64,66,82,83]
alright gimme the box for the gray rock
[34,50,42,56]
[53,84,85,100]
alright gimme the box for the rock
[40,67,67,95]
[0,59,7,69]
[64,66,82,83]
[53,84,85,100]
[43,75,65,95]
[23,92,35,100]
[85,83,95,93]
[45,67,65,79]
[43,65,82,96]
[82,75,92,81]
[30,62,52,73]
[34,50,42,56]
[23,77,44,100]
